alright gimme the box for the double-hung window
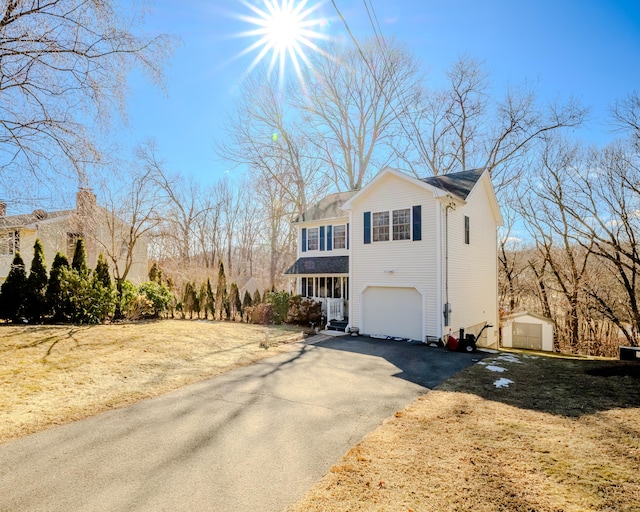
[392,208,411,240]
[333,225,346,249]
[372,211,389,242]
[307,227,319,251]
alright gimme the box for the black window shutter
[327,225,333,251]
[320,226,325,251]
[363,212,371,244]
[412,205,422,241]
[346,223,350,249]
[302,228,307,252]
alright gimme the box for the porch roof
[284,256,349,275]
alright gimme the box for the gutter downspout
[444,197,455,327]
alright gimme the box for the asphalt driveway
[0,335,483,512]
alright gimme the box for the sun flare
[235,0,331,85]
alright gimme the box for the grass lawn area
[0,320,304,444]
[286,350,640,512]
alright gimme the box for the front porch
[284,256,350,324]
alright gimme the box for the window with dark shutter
[302,228,307,252]
[320,226,325,251]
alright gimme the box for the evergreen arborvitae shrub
[94,253,111,289]
[46,252,69,322]
[242,290,252,311]
[215,262,228,321]
[198,282,208,318]
[229,282,241,320]
[25,239,48,323]
[183,281,195,319]
[252,289,261,305]
[0,252,27,322]
[71,238,88,275]
[206,278,215,319]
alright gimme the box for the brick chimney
[74,187,98,269]
[0,201,6,217]
[76,188,96,216]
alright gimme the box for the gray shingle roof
[284,256,349,275]
[296,191,356,222]
[0,209,73,229]
[421,168,484,200]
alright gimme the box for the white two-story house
[284,166,503,347]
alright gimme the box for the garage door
[512,322,542,350]
[362,286,422,341]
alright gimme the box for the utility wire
[330,0,429,175]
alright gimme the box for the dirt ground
[0,320,304,444]
[286,351,640,512]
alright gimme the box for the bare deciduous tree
[297,37,421,191]
[0,0,173,189]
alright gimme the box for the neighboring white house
[0,189,148,284]
[501,311,555,352]
[284,167,503,348]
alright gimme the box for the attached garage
[501,311,554,352]
[361,286,423,341]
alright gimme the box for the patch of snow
[478,348,499,353]
[496,354,523,364]
[486,365,507,373]
[494,378,514,388]
[477,361,487,365]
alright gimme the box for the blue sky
[124,0,640,185]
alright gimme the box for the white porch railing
[317,298,344,321]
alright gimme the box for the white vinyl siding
[349,172,439,341]
[444,175,499,346]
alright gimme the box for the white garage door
[362,286,423,341]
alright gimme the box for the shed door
[362,287,422,341]
[512,322,542,350]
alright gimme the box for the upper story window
[307,227,319,251]
[372,211,389,242]
[392,208,411,240]
[0,230,19,256]
[365,206,421,244]
[333,225,346,249]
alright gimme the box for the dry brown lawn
[287,351,640,512]
[0,320,304,445]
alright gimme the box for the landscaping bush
[121,280,172,320]
[60,267,116,324]
[138,281,172,318]
[266,290,290,324]
[0,252,27,323]
[287,295,322,325]
[245,303,274,325]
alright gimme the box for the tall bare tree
[0,0,173,189]
[296,37,421,191]
[396,56,587,190]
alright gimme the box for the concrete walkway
[0,336,482,512]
